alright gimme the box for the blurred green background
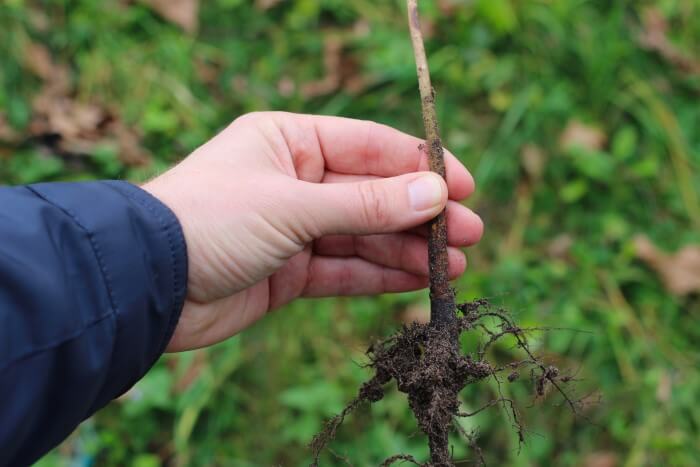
[1,0,699,465]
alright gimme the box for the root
[310,374,389,466]
[310,300,581,466]
[381,454,424,466]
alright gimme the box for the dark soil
[310,299,579,466]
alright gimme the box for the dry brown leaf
[23,42,72,94]
[31,86,106,147]
[45,100,102,141]
[194,57,220,85]
[23,42,55,80]
[255,0,282,10]
[520,143,546,179]
[0,113,20,144]
[108,120,152,166]
[19,39,151,166]
[548,234,574,259]
[300,35,372,98]
[634,235,700,296]
[277,76,296,97]
[301,36,343,98]
[230,75,249,94]
[560,120,606,152]
[27,8,49,32]
[656,371,671,403]
[638,7,700,75]
[582,452,618,467]
[352,19,371,38]
[30,94,152,166]
[141,0,199,33]
[438,0,460,15]
[28,76,148,165]
[12,41,151,167]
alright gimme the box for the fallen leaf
[582,452,618,467]
[277,76,296,97]
[22,42,71,94]
[194,57,220,85]
[520,143,546,179]
[419,16,436,39]
[656,371,671,403]
[19,41,151,167]
[548,234,573,259]
[23,42,55,81]
[255,0,282,10]
[230,75,249,94]
[35,97,104,142]
[300,34,373,98]
[300,36,343,98]
[110,120,151,166]
[141,0,199,33]
[27,7,50,32]
[438,0,461,15]
[634,235,700,296]
[637,8,700,75]
[352,19,371,38]
[560,120,606,152]
[0,113,20,143]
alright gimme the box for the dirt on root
[310,299,580,467]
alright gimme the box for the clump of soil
[310,299,579,466]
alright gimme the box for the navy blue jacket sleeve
[0,181,187,466]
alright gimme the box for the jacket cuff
[28,181,187,399]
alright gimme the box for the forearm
[0,181,187,466]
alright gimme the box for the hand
[143,112,483,351]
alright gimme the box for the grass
[1,0,699,465]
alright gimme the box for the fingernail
[408,174,443,211]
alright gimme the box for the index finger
[274,113,475,201]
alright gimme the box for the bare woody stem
[407,0,455,327]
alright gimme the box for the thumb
[305,172,448,236]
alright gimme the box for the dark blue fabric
[0,181,187,466]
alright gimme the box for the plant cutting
[311,2,580,465]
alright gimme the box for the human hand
[143,112,483,351]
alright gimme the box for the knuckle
[232,111,263,126]
[357,182,389,230]
[231,111,281,130]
